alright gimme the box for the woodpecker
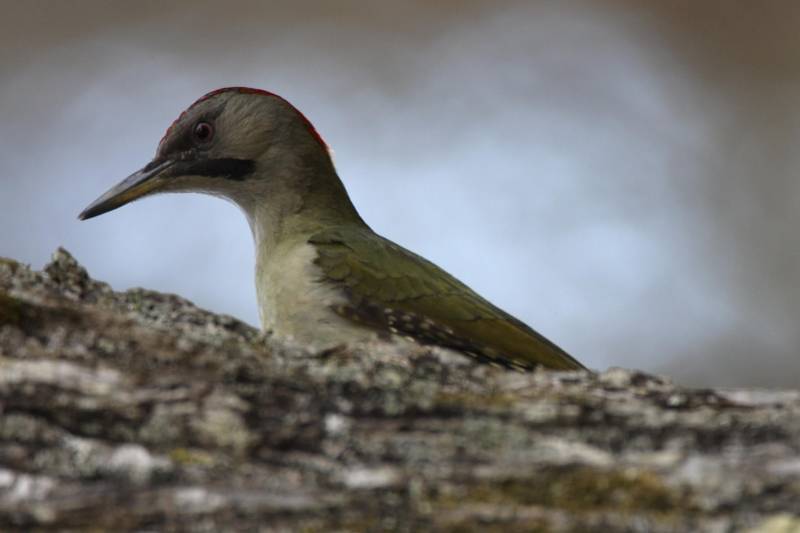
[79,87,585,371]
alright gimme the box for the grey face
[153,99,257,183]
[79,88,331,221]
[78,90,266,221]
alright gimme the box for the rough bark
[0,249,798,532]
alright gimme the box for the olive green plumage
[310,226,585,371]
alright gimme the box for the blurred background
[2,1,799,388]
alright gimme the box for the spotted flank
[333,302,534,372]
[310,226,586,372]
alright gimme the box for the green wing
[309,226,585,371]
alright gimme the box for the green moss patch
[437,466,693,514]
[0,291,25,327]
[169,447,216,466]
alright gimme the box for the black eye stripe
[170,158,255,181]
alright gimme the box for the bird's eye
[192,121,214,144]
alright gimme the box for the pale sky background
[2,1,800,387]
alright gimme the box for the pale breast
[254,240,376,350]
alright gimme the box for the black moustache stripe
[173,158,255,181]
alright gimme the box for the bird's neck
[239,156,366,257]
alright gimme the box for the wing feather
[310,227,585,371]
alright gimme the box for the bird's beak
[78,159,175,220]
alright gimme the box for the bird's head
[79,87,334,221]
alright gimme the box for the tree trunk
[0,249,798,531]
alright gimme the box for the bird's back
[310,226,585,371]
